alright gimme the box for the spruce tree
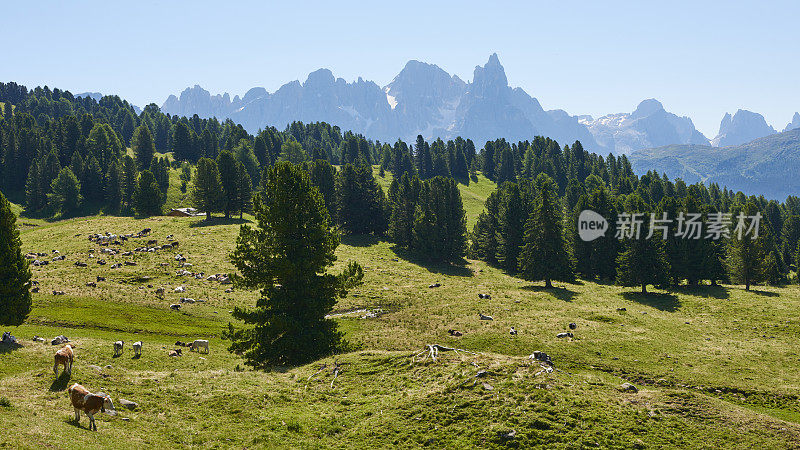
[105,160,123,211]
[727,202,767,290]
[387,173,421,248]
[217,150,239,218]
[133,170,163,217]
[496,182,528,273]
[411,176,467,261]
[235,162,252,220]
[48,168,82,216]
[132,125,155,171]
[192,157,222,221]
[495,148,516,184]
[121,155,138,211]
[470,191,500,264]
[615,195,670,293]
[309,160,337,220]
[0,191,32,326]
[518,174,574,288]
[225,162,363,367]
[173,121,193,162]
[336,163,386,235]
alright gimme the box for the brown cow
[54,344,74,377]
[68,383,116,431]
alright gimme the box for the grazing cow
[86,282,97,287]
[168,349,182,357]
[132,341,142,357]
[175,341,187,347]
[171,241,179,248]
[54,344,74,377]
[509,327,518,335]
[96,276,106,282]
[479,313,493,321]
[113,341,124,356]
[147,239,158,246]
[68,383,116,431]
[170,304,181,311]
[448,329,463,337]
[190,339,209,353]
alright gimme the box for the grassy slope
[2,171,800,447]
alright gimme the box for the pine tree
[278,140,307,164]
[120,155,138,212]
[217,150,239,219]
[495,182,528,273]
[225,162,363,367]
[518,174,574,288]
[495,147,516,184]
[82,156,104,204]
[173,121,193,162]
[131,125,155,171]
[336,163,386,235]
[411,177,467,261]
[615,195,670,293]
[309,160,337,220]
[235,162,252,220]
[727,202,767,290]
[48,168,82,216]
[192,157,222,221]
[133,170,163,217]
[470,191,500,264]
[0,191,32,326]
[387,173,421,248]
[24,159,44,211]
[105,160,123,211]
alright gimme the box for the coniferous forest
[0,81,797,290]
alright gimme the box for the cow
[170,304,181,311]
[54,344,74,377]
[168,349,182,357]
[190,339,209,353]
[113,341,124,356]
[68,383,116,431]
[132,341,142,357]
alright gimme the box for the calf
[190,339,209,353]
[54,344,74,377]
[68,383,116,431]
[132,341,142,357]
[113,340,124,356]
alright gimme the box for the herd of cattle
[24,226,223,431]
[50,337,210,430]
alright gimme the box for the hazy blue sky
[3,0,798,137]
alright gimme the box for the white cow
[190,339,209,353]
[132,341,142,357]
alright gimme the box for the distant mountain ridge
[711,109,776,147]
[161,54,796,156]
[579,99,710,154]
[629,128,800,199]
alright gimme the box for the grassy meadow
[1,169,800,448]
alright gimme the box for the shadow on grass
[50,373,71,391]
[189,217,251,228]
[390,245,472,277]
[621,291,681,312]
[341,234,382,247]
[748,289,779,297]
[521,285,577,302]
[672,284,730,299]
[0,342,23,355]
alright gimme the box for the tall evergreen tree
[173,120,193,162]
[387,173,422,248]
[131,124,155,171]
[121,155,138,212]
[105,159,123,211]
[411,176,468,261]
[217,150,239,219]
[192,157,222,221]
[495,147,516,185]
[309,160,337,220]
[470,191,501,264]
[728,202,767,290]
[0,191,32,326]
[518,174,574,288]
[235,162,253,220]
[133,170,163,217]
[225,162,363,367]
[48,167,82,216]
[495,182,528,273]
[615,195,670,293]
[336,163,387,235]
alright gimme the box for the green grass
[3,169,800,447]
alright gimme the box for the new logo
[578,210,608,241]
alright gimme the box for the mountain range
[162,54,798,155]
[629,128,800,199]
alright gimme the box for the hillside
[2,208,800,446]
[629,128,800,199]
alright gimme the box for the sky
[3,0,799,138]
